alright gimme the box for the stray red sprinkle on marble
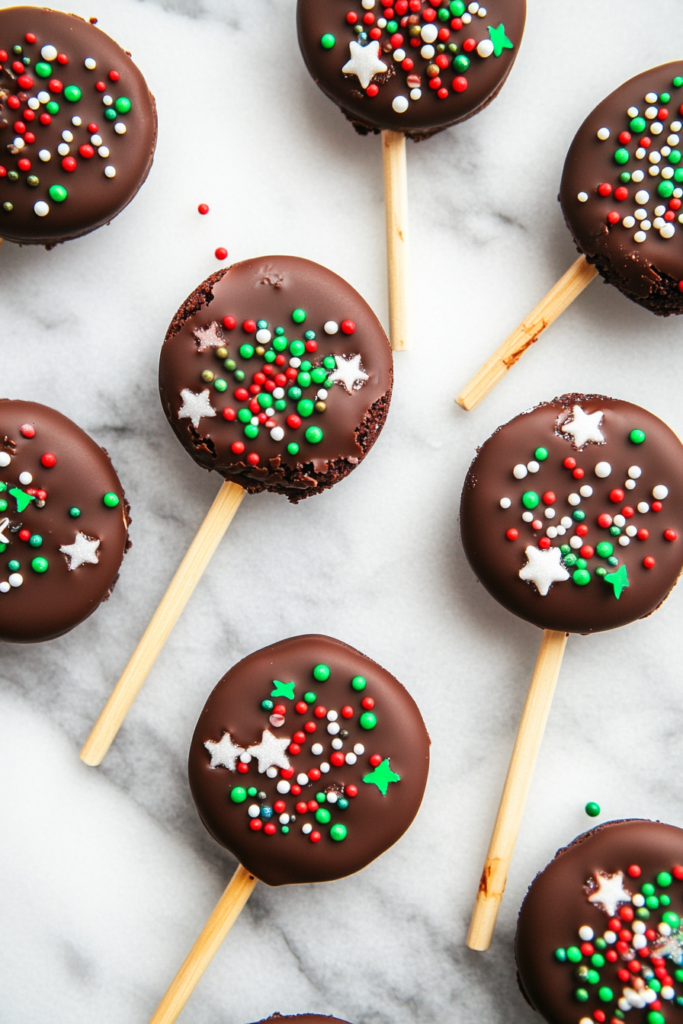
[215,247,228,260]
[198,203,209,215]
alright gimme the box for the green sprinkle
[563,553,578,567]
[572,509,586,521]
[297,399,314,418]
[311,367,327,385]
[69,507,81,517]
[386,19,398,32]
[337,797,349,810]
[230,786,247,804]
[596,541,613,558]
[661,92,671,102]
[103,492,119,508]
[288,386,303,401]
[646,895,660,909]
[29,535,42,548]
[595,938,607,950]
[591,953,605,968]
[650,979,662,993]
[35,61,52,77]
[0,499,6,512]
[240,344,254,359]
[273,336,288,352]
[360,711,377,730]
[636,908,650,919]
[274,400,286,411]
[661,894,671,906]
[585,801,600,817]
[658,180,675,198]
[573,568,591,586]
[658,872,673,888]
[287,442,299,455]
[247,787,257,797]
[104,108,117,120]
[575,989,589,1003]
[313,663,330,681]
[587,970,600,985]
[257,393,272,409]
[620,171,632,183]
[663,911,680,928]
[115,96,131,113]
[305,425,323,444]
[630,429,646,444]
[555,949,567,962]
[214,379,227,392]
[234,369,245,382]
[237,409,251,424]
[31,555,48,573]
[297,371,312,388]
[674,76,683,88]
[642,882,655,896]
[261,699,274,711]
[315,808,331,824]
[289,339,305,357]
[576,558,587,570]
[351,676,366,691]
[534,447,548,461]
[300,360,312,372]
[596,567,608,577]
[437,7,449,19]
[648,1013,665,1024]
[46,100,59,114]
[449,0,465,13]
[26,175,39,187]
[454,54,470,72]
[64,85,82,102]
[48,184,67,202]
[303,691,317,703]
[8,559,20,572]
[673,168,683,182]
[321,33,335,48]
[521,491,539,509]
[609,526,622,537]
[244,424,259,439]
[630,116,646,133]
[323,355,336,370]
[614,148,630,165]
[292,308,306,324]
[330,824,347,841]
[281,825,290,834]
[598,987,614,1003]
[669,150,682,165]
[264,351,276,363]
[675,969,683,983]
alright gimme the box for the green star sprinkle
[604,563,629,600]
[488,23,513,57]
[363,757,401,796]
[9,487,35,513]
[270,679,295,700]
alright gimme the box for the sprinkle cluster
[204,662,401,845]
[178,307,370,467]
[319,0,513,113]
[576,76,683,267]
[498,406,677,599]
[555,863,683,1024]
[0,27,134,220]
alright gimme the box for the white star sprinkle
[204,732,246,770]
[193,322,225,352]
[178,388,216,429]
[518,545,570,596]
[342,40,387,90]
[560,405,605,448]
[586,870,633,917]
[59,532,101,571]
[246,729,291,773]
[0,518,9,545]
[327,353,370,394]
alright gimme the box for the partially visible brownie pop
[81,255,393,767]
[516,819,683,1024]
[0,399,130,643]
[297,0,526,349]
[458,62,683,410]
[460,395,683,951]
[0,6,156,246]
[249,1018,354,1024]
[146,635,429,1024]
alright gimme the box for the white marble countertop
[2,1,683,1021]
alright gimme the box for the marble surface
[2,1,683,1021]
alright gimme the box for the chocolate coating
[516,819,683,1024]
[297,0,525,139]
[0,399,129,643]
[248,1016,354,1024]
[188,635,430,887]
[159,256,393,502]
[560,63,683,314]
[460,395,683,634]
[0,7,156,246]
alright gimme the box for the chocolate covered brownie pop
[81,256,393,767]
[0,399,130,643]
[462,396,683,952]
[516,819,683,1024]
[297,0,525,139]
[147,636,429,1024]
[250,1018,354,1024]
[0,6,156,246]
[458,63,683,410]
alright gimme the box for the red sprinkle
[341,319,356,334]
[330,752,345,767]
[673,865,683,880]
[249,818,262,831]
[230,441,245,455]
[288,743,301,756]
[366,83,379,96]
[597,514,612,529]
[95,81,106,92]
[346,11,358,23]
[643,556,656,569]
[222,407,237,422]
[48,78,62,93]
[198,203,209,215]
[310,831,322,843]
[215,247,228,261]
[607,212,620,224]
[462,37,476,51]
[264,823,276,835]
[572,467,584,479]
[295,701,308,714]
[362,697,375,709]
[62,157,77,172]
[109,69,120,81]
[40,453,56,468]
[222,315,236,330]
[17,158,31,172]
[25,32,37,43]
[563,457,576,470]
[237,762,249,774]
[453,76,468,92]
[598,183,613,196]
[664,529,677,541]
[576,524,589,537]
[619,131,631,144]
[652,501,663,512]
[304,721,317,734]
[627,863,641,878]
[369,754,383,767]
[246,453,260,466]
[56,53,68,65]
[614,186,629,202]
[609,489,625,503]
[621,506,634,518]
[287,414,302,429]
[308,768,321,781]
[619,906,634,922]
[19,529,31,542]
[531,520,543,531]
[20,424,35,438]
[79,144,95,159]
[346,785,358,798]
[580,545,594,559]
[314,705,327,719]
[539,537,551,549]
[637,528,649,541]
[341,706,353,718]
[506,528,519,541]
[542,491,556,505]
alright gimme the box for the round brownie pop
[159,256,393,502]
[560,62,683,315]
[188,634,430,887]
[0,399,130,643]
[249,1017,354,1024]
[0,6,156,246]
[297,0,525,139]
[460,394,683,634]
[516,819,683,1024]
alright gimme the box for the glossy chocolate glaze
[0,399,129,643]
[560,63,683,313]
[297,0,525,139]
[249,1017,354,1024]
[159,256,393,502]
[516,820,683,1024]
[188,635,430,887]
[0,7,156,245]
[460,395,683,634]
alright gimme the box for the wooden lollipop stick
[456,256,598,411]
[467,628,568,951]
[80,480,246,767]
[382,129,409,352]
[149,863,258,1024]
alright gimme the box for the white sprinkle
[276,780,291,794]
[568,493,581,506]
[327,722,340,735]
[279,813,290,824]
[27,97,40,110]
[653,485,669,500]
[635,147,646,160]
[622,216,636,229]
[250,416,259,426]
[13,137,24,150]
[673,122,683,131]
[544,508,556,520]
[0,453,10,467]
[662,147,672,158]
[633,920,646,932]
[662,987,676,1001]
[579,485,593,498]
[392,96,408,114]
[354,743,365,755]
[266,766,278,778]
[619,535,630,546]
[103,94,113,106]
[477,4,487,13]
[326,791,338,803]
[659,922,673,937]
[635,189,650,204]
[569,536,583,549]
[522,511,534,523]
[239,752,252,763]
[626,525,638,537]
[420,44,435,59]
[361,0,375,7]
[649,151,662,164]
[556,526,566,536]
[476,39,494,58]
[655,205,667,216]
[634,231,647,243]
[649,166,661,177]
[410,88,422,101]
[645,105,658,119]
[114,122,127,134]
[613,515,626,528]
[272,387,285,400]
[651,122,663,135]
[628,466,642,479]
[577,192,589,202]
[579,926,594,941]
[461,11,471,22]
[627,106,639,118]
[38,149,51,162]
[604,930,617,943]
[632,169,645,182]
[71,115,82,127]
[0,582,9,593]
[62,130,74,143]
[641,220,652,231]
[255,328,271,344]
[270,426,284,442]
[527,461,540,473]
[546,526,557,539]
[393,48,406,61]
[560,517,573,528]
[105,165,116,178]
[661,223,676,238]
[645,92,658,103]
[324,321,338,335]
[327,710,338,721]
[662,166,674,179]
[297,773,309,786]
[34,201,49,217]
[377,17,387,28]
[331,738,343,750]
[8,573,23,588]
[302,823,312,835]
[41,44,58,61]
[594,461,611,478]
[90,134,103,147]
[345,752,357,765]
[247,804,260,818]
[625,480,636,490]
[668,134,680,145]
[311,743,324,756]
[38,91,50,104]
[19,471,32,485]
[420,25,438,43]
[597,127,610,141]
[84,57,97,70]
[57,143,70,156]
[513,464,528,479]
[635,208,648,220]
[500,497,512,509]
[320,762,330,773]
[98,146,110,158]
